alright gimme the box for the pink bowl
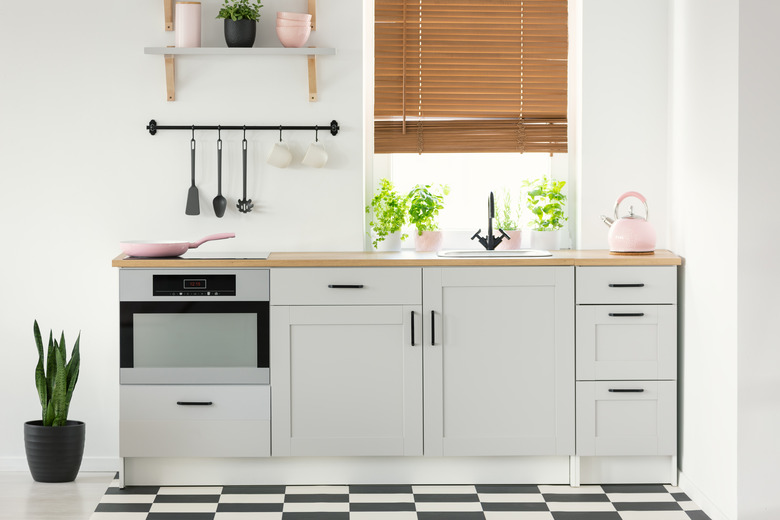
[277,11,311,21]
[276,25,311,48]
[276,18,311,27]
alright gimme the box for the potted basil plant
[522,176,568,250]
[407,184,449,252]
[493,188,523,250]
[217,0,263,48]
[366,178,408,251]
[24,321,84,483]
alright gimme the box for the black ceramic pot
[224,18,257,48]
[24,420,85,483]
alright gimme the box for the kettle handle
[613,191,649,221]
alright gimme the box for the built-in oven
[119,269,269,384]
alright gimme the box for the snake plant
[33,321,80,426]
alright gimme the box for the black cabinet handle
[608,313,645,317]
[328,284,364,289]
[608,283,645,288]
[431,310,436,346]
[176,401,213,406]
[608,389,644,393]
[411,311,416,346]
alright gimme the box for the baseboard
[0,456,120,473]
[678,471,733,520]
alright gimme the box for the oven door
[120,301,269,384]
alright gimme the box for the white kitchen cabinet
[576,381,676,456]
[271,268,423,456]
[422,267,575,456]
[575,266,677,462]
[120,385,270,458]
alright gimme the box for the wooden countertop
[112,249,681,267]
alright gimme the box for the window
[375,0,568,154]
[372,0,570,249]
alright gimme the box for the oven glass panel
[133,313,257,368]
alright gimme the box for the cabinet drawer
[576,305,677,380]
[120,385,270,457]
[576,266,676,304]
[576,381,676,456]
[271,268,421,305]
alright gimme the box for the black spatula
[185,134,200,215]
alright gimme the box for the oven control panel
[153,274,236,296]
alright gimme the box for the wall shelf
[145,47,336,102]
[155,0,325,101]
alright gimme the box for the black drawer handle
[328,284,364,289]
[608,389,644,393]
[411,311,416,346]
[608,283,645,288]
[431,310,436,346]
[176,401,213,406]
[608,313,645,317]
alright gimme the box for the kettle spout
[600,215,614,227]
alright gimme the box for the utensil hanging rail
[146,120,340,136]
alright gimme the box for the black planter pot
[24,420,85,483]
[224,18,257,48]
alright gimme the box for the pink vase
[175,2,202,48]
[414,231,443,252]
[495,230,523,250]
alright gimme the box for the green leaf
[52,347,67,426]
[33,321,47,417]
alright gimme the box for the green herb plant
[522,177,567,231]
[366,178,408,248]
[407,184,450,236]
[494,189,521,230]
[33,321,80,427]
[216,0,263,21]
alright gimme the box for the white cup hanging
[302,126,328,168]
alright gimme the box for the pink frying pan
[120,233,235,258]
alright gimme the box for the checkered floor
[91,476,711,520]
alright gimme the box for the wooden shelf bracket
[164,54,175,101]
[164,0,174,31]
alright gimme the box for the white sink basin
[437,249,552,258]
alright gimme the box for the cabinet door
[271,305,423,456]
[423,267,574,456]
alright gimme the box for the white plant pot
[374,231,403,252]
[494,230,523,250]
[414,230,443,252]
[529,229,561,251]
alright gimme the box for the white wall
[668,1,739,519]
[0,0,364,470]
[736,1,780,518]
[578,0,669,250]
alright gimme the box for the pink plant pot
[276,18,311,27]
[414,231,443,252]
[494,230,523,250]
[276,25,311,48]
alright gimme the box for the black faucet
[471,192,510,250]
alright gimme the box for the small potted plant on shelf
[216,0,263,48]
[366,178,408,251]
[522,176,568,250]
[493,188,523,250]
[407,184,449,252]
[24,321,84,483]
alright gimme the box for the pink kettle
[600,191,656,253]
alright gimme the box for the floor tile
[413,485,478,494]
[617,512,692,520]
[285,485,349,494]
[349,493,415,503]
[484,513,554,520]
[219,494,285,503]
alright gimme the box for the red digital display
[184,279,206,289]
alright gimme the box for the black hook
[315,125,319,142]
[279,125,283,142]
[191,125,195,140]
[217,125,222,140]
[243,125,247,140]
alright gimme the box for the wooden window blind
[375,0,568,154]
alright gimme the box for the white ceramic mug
[302,142,328,168]
[175,2,202,48]
[266,142,292,168]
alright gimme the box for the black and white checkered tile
[91,477,712,520]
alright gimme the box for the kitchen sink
[437,249,553,258]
